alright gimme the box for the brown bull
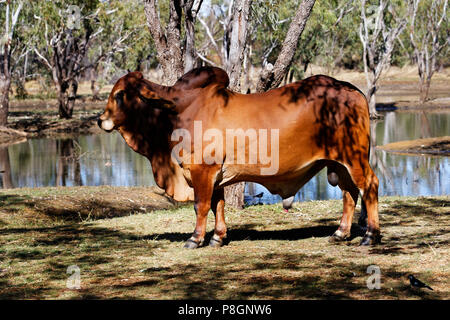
[98,67,380,248]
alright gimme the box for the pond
[1,111,449,204]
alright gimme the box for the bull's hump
[174,67,229,90]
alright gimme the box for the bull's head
[98,71,175,132]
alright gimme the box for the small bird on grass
[408,275,433,290]
[254,192,264,199]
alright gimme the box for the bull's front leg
[183,166,217,249]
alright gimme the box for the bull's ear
[138,82,160,101]
[138,83,177,113]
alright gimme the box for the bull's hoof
[359,231,381,246]
[329,230,350,243]
[183,238,203,249]
[208,235,224,248]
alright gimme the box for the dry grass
[0,186,448,300]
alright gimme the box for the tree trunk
[226,0,252,90]
[57,79,78,119]
[144,0,185,85]
[0,74,11,126]
[421,76,432,103]
[223,0,253,208]
[256,0,316,92]
[0,42,11,126]
[366,82,377,117]
[90,68,100,101]
[91,79,100,101]
[224,182,246,209]
[183,0,203,72]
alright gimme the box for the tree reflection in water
[56,139,82,187]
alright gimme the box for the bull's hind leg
[346,163,381,245]
[209,188,227,248]
[358,167,380,245]
[329,162,359,242]
[329,190,358,242]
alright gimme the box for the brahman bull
[98,67,380,248]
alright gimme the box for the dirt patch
[0,186,176,222]
[377,136,450,156]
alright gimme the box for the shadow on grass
[0,219,443,299]
[136,223,348,244]
[0,194,446,299]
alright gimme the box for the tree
[0,0,23,125]
[221,0,252,208]
[256,0,315,92]
[32,1,102,118]
[358,0,408,117]
[143,0,204,85]
[85,0,139,100]
[408,0,448,103]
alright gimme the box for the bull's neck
[118,107,179,192]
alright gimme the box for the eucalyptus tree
[358,0,409,117]
[86,0,147,100]
[0,0,23,125]
[256,0,315,92]
[408,0,448,103]
[143,0,204,85]
[32,0,103,119]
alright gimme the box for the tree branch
[256,0,316,92]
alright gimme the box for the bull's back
[217,75,369,154]
[201,75,370,185]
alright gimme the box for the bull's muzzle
[97,115,115,132]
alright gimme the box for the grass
[0,186,448,300]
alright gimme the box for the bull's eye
[115,90,125,108]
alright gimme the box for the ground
[0,186,448,299]
[376,136,450,155]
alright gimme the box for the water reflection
[247,111,450,203]
[0,112,448,203]
[56,139,82,186]
[1,133,155,188]
[0,147,14,188]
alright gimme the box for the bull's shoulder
[174,67,229,90]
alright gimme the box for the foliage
[3,0,448,99]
